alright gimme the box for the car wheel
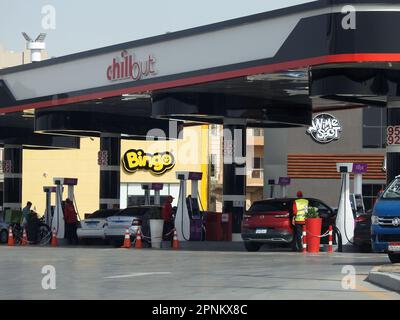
[0,229,8,244]
[388,253,400,263]
[244,241,262,252]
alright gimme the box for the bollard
[328,225,333,253]
[302,225,307,253]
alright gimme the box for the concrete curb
[367,267,400,292]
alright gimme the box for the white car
[104,206,161,247]
[77,209,120,243]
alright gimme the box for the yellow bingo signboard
[122,149,175,175]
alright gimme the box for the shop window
[362,106,386,148]
[362,183,386,211]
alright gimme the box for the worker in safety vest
[292,191,309,252]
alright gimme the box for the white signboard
[307,113,342,144]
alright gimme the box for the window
[362,183,386,211]
[253,128,264,136]
[363,106,386,148]
[210,154,216,177]
[252,157,263,178]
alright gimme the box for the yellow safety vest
[294,199,309,223]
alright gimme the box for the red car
[241,198,336,251]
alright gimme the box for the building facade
[264,108,387,210]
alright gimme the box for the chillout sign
[106,50,156,81]
[307,113,342,144]
[122,149,175,175]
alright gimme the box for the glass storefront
[120,183,180,208]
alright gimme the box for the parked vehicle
[241,198,336,252]
[77,209,120,244]
[104,206,162,247]
[371,177,400,263]
[354,210,372,253]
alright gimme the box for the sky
[0,0,314,57]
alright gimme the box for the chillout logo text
[106,50,156,81]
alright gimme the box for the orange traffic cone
[172,229,179,250]
[121,228,132,248]
[7,226,14,246]
[134,227,142,249]
[51,228,58,247]
[21,228,28,246]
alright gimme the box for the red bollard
[302,225,307,253]
[328,225,333,253]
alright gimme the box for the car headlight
[371,215,379,225]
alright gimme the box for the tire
[388,253,400,263]
[244,241,262,252]
[0,229,8,244]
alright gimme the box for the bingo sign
[387,126,400,146]
[307,113,342,144]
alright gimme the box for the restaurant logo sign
[106,50,156,82]
[307,113,342,144]
[122,149,175,175]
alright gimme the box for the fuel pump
[336,163,354,246]
[175,171,203,241]
[141,183,164,205]
[43,186,59,226]
[52,178,78,239]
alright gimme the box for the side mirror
[377,190,384,198]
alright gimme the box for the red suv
[241,198,336,251]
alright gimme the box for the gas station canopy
[1,0,400,134]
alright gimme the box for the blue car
[371,177,400,263]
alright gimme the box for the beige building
[208,125,264,212]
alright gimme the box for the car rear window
[249,201,290,213]
[89,209,119,219]
[118,206,162,217]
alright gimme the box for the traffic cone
[134,228,142,249]
[21,228,28,246]
[172,229,179,250]
[51,228,58,247]
[121,228,132,248]
[7,226,14,246]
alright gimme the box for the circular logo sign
[392,218,400,227]
[307,113,342,144]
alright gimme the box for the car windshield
[382,179,400,199]
[249,201,290,213]
[88,209,119,219]
[118,206,161,217]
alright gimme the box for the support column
[222,119,246,240]
[3,145,23,210]
[99,133,121,209]
[387,100,400,183]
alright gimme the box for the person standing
[64,198,79,245]
[21,201,32,229]
[162,196,174,241]
[292,191,309,252]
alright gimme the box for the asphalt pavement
[0,246,398,300]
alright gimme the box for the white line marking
[104,272,171,279]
